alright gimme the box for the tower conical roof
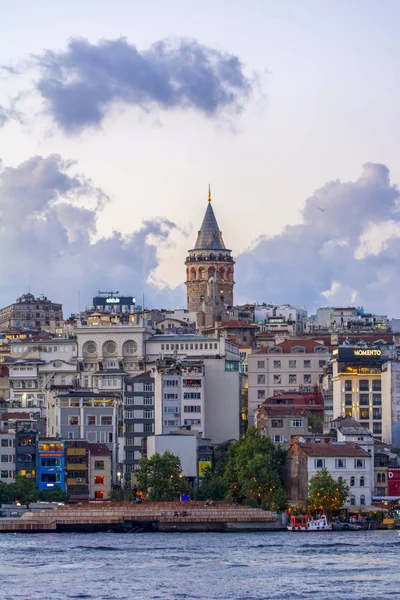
[194,193,226,251]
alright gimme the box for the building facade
[123,373,155,479]
[248,340,331,425]
[37,439,66,492]
[65,439,89,502]
[0,293,63,333]
[88,443,112,500]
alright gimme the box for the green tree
[7,476,39,505]
[224,428,288,510]
[136,451,190,501]
[38,485,69,503]
[195,467,227,501]
[307,468,349,514]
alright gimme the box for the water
[0,530,397,600]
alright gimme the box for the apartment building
[123,373,154,479]
[0,293,63,333]
[0,430,15,483]
[54,391,118,483]
[248,340,331,425]
[88,443,112,500]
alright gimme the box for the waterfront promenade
[0,502,281,533]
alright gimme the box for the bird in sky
[318,206,327,212]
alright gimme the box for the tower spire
[208,183,211,202]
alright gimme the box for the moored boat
[287,514,332,531]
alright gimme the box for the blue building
[37,439,66,492]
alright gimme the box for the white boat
[287,514,332,531]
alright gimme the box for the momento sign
[335,347,383,361]
[354,349,382,356]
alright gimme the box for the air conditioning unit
[76,478,82,482]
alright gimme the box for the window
[381,472,386,483]
[359,394,369,406]
[257,360,265,369]
[258,389,265,400]
[372,380,381,392]
[257,374,265,385]
[289,374,297,384]
[359,380,369,391]
[319,360,326,368]
[345,408,352,417]
[144,397,153,405]
[95,491,104,499]
[345,394,352,406]
[144,410,153,419]
[271,419,283,428]
[360,476,365,487]
[360,495,366,506]
[273,435,284,443]
[303,375,312,384]
[273,360,281,369]
[144,383,153,392]
[291,419,303,428]
[314,459,325,469]
[350,495,356,505]
[69,416,79,426]
[125,411,134,419]
[304,360,311,369]
[354,459,365,469]
[335,459,346,468]
[183,406,201,413]
[101,416,112,426]
[289,360,296,369]
[359,408,369,420]
[273,375,281,384]
[345,380,352,392]
[1,456,10,463]
[373,408,382,420]
[94,476,104,485]
[350,476,355,486]
[373,394,381,406]
[373,423,382,435]
[87,415,96,426]
[144,423,153,433]
[1,439,9,447]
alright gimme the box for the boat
[287,514,332,531]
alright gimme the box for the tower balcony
[186,254,234,264]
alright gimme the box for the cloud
[236,163,400,316]
[31,37,252,132]
[0,155,184,314]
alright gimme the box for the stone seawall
[0,501,284,533]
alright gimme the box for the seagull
[318,206,327,212]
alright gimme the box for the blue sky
[1,1,400,315]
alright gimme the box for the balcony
[66,463,86,470]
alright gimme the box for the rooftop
[88,443,111,456]
[193,195,227,251]
[292,440,370,458]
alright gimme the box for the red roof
[256,339,332,354]
[203,320,258,331]
[292,441,370,458]
[88,443,111,456]
[2,411,34,421]
[258,405,308,417]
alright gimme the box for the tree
[223,428,288,510]
[195,467,227,501]
[307,468,349,514]
[136,451,191,501]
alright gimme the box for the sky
[1,0,400,316]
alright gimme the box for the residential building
[0,430,15,483]
[285,440,373,507]
[0,293,63,333]
[255,405,310,447]
[88,443,112,500]
[55,391,118,483]
[254,304,307,335]
[37,438,65,492]
[331,345,392,443]
[65,440,89,502]
[185,187,235,327]
[145,334,236,362]
[248,339,331,425]
[154,353,240,444]
[124,372,155,479]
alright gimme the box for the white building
[287,440,373,507]
[254,304,307,335]
[248,339,331,425]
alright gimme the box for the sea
[0,530,397,600]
